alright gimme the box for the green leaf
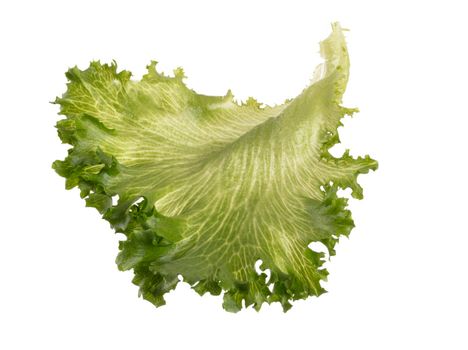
[53,23,377,312]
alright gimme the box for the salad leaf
[53,23,377,312]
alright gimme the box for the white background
[1,0,467,349]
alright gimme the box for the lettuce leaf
[53,23,377,312]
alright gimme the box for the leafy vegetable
[53,23,377,312]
